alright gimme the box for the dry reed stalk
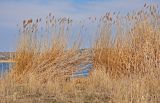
[93,4,160,78]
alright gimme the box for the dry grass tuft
[93,4,160,78]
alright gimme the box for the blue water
[72,63,93,77]
[0,62,93,78]
[0,63,14,75]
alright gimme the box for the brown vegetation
[0,4,160,103]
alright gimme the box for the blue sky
[0,0,159,51]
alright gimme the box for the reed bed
[0,4,160,103]
[94,4,160,78]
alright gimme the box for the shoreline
[0,60,15,63]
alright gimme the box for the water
[0,62,93,78]
[72,63,93,77]
[0,62,14,77]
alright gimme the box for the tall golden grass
[0,4,159,103]
[94,4,160,78]
[11,14,91,83]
